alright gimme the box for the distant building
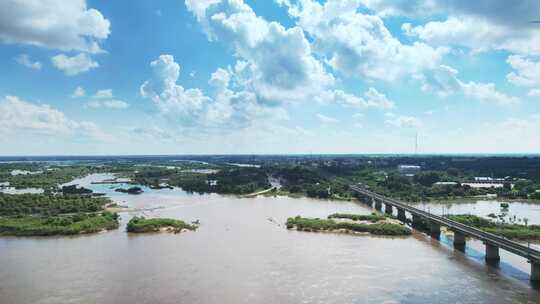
[206,180,218,186]
[397,165,421,176]
[462,182,506,189]
[434,182,458,186]
[474,177,505,182]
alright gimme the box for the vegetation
[276,166,351,199]
[131,166,271,195]
[286,216,410,236]
[328,213,386,222]
[447,214,540,240]
[0,166,102,190]
[61,185,93,195]
[0,193,110,216]
[115,187,143,194]
[126,216,197,233]
[0,212,119,236]
[0,193,118,236]
[2,155,540,202]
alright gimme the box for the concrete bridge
[350,184,540,281]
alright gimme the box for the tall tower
[415,132,418,155]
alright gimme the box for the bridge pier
[374,200,382,211]
[385,204,393,215]
[351,186,540,283]
[453,231,466,248]
[429,222,441,239]
[485,243,500,261]
[412,214,423,227]
[397,208,406,222]
[363,196,370,206]
[531,262,540,281]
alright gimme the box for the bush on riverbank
[286,216,410,236]
[126,216,197,233]
[0,211,119,236]
[328,213,386,222]
[448,214,540,240]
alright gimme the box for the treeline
[134,166,271,195]
[0,193,119,236]
[0,166,103,189]
[0,193,110,216]
[276,166,351,199]
[448,214,540,240]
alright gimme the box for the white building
[397,165,421,176]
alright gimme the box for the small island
[286,213,411,236]
[126,216,198,234]
[115,187,144,194]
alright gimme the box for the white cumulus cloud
[93,89,113,99]
[0,0,110,53]
[51,53,99,76]
[85,89,129,109]
[185,0,334,103]
[72,86,86,98]
[420,65,518,105]
[0,95,110,141]
[402,16,540,55]
[315,88,395,109]
[141,54,287,130]
[528,89,540,97]
[15,54,42,70]
[282,0,448,81]
[506,56,540,94]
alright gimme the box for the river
[1,174,540,303]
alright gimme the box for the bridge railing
[350,185,540,261]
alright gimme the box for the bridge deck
[350,185,540,263]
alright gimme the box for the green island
[447,214,540,240]
[286,214,411,236]
[126,216,198,233]
[0,212,119,236]
[0,193,119,236]
[114,187,144,194]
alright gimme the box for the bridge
[349,184,540,281]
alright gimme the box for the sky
[0,0,539,155]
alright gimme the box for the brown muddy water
[1,174,540,304]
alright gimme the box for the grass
[448,214,540,240]
[127,216,197,233]
[0,212,119,236]
[286,216,410,236]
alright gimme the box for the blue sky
[0,0,539,155]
